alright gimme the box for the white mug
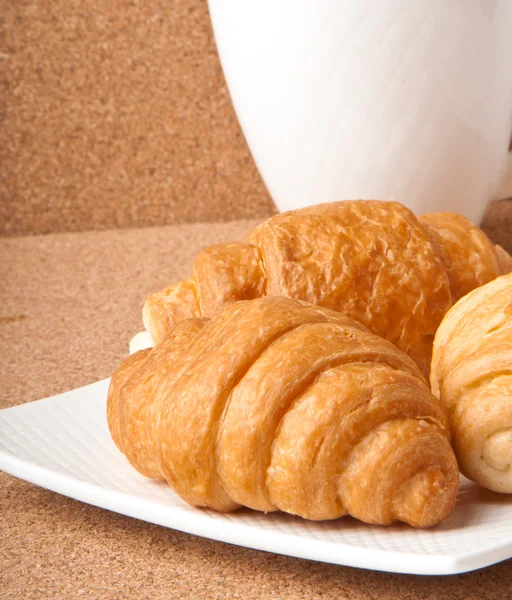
[209,0,512,223]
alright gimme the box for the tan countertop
[2,216,512,600]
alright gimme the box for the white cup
[209,0,512,223]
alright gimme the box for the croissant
[108,296,459,528]
[141,201,511,377]
[431,272,512,493]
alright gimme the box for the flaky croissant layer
[141,201,512,378]
[109,297,459,528]
[431,272,512,493]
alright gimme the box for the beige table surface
[2,216,512,600]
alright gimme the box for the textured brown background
[2,222,511,600]
[0,0,275,236]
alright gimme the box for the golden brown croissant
[431,272,512,493]
[141,201,511,377]
[109,296,459,528]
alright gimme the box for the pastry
[431,272,512,493]
[108,296,459,528]
[418,211,510,302]
[141,201,511,377]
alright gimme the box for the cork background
[1,0,510,241]
[0,0,275,236]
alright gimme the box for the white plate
[1,379,511,575]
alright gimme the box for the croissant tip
[393,467,459,528]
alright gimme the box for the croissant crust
[109,297,459,528]
[143,201,511,376]
[431,272,512,493]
